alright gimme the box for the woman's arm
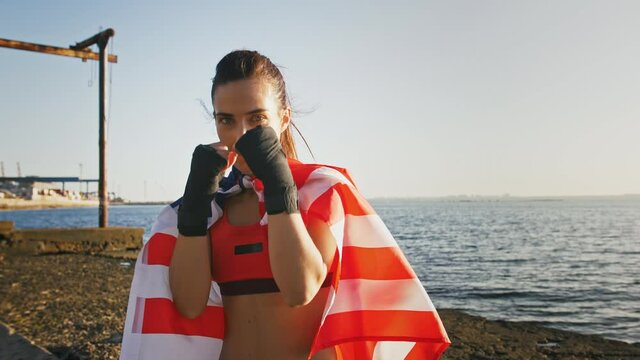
[169,143,229,319]
[233,125,337,307]
[169,233,213,319]
[269,212,337,307]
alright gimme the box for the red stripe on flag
[308,183,376,226]
[288,158,318,188]
[312,310,448,356]
[337,340,378,360]
[340,246,416,280]
[141,298,224,339]
[307,186,344,225]
[335,183,375,216]
[146,232,176,266]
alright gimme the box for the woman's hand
[234,125,299,215]
[177,142,236,236]
[205,141,238,169]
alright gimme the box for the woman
[119,49,450,360]
[169,50,339,359]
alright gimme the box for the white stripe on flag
[344,214,399,248]
[373,341,416,359]
[131,265,172,299]
[298,167,350,211]
[328,218,345,253]
[328,278,435,314]
[148,205,177,246]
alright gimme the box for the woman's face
[213,78,290,175]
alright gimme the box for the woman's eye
[217,115,265,125]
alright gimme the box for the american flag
[119,157,451,359]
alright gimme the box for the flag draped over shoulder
[119,158,451,360]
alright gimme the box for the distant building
[27,181,83,201]
[0,180,86,201]
[0,177,122,202]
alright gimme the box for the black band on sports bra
[234,242,264,255]
[219,272,334,296]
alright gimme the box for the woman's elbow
[171,286,208,319]
[282,272,326,307]
[169,271,209,319]
[175,300,206,319]
[283,289,314,308]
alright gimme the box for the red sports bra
[209,207,335,296]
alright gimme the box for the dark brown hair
[208,49,314,160]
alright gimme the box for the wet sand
[1,252,638,360]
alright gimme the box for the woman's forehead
[214,79,277,113]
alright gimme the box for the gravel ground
[1,253,133,359]
[439,309,640,359]
[1,252,639,359]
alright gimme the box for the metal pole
[97,31,113,227]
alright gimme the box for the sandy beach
[0,199,100,211]
[1,251,638,360]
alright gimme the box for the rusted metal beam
[70,28,115,50]
[0,37,117,63]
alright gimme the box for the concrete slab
[0,321,59,360]
[2,226,144,255]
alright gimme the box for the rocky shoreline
[1,252,639,360]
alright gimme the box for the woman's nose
[231,126,249,152]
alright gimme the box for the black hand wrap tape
[178,144,227,236]
[234,125,299,215]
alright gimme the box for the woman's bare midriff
[217,188,337,360]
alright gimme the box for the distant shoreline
[0,199,171,211]
[369,194,640,201]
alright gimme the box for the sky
[1,1,639,201]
